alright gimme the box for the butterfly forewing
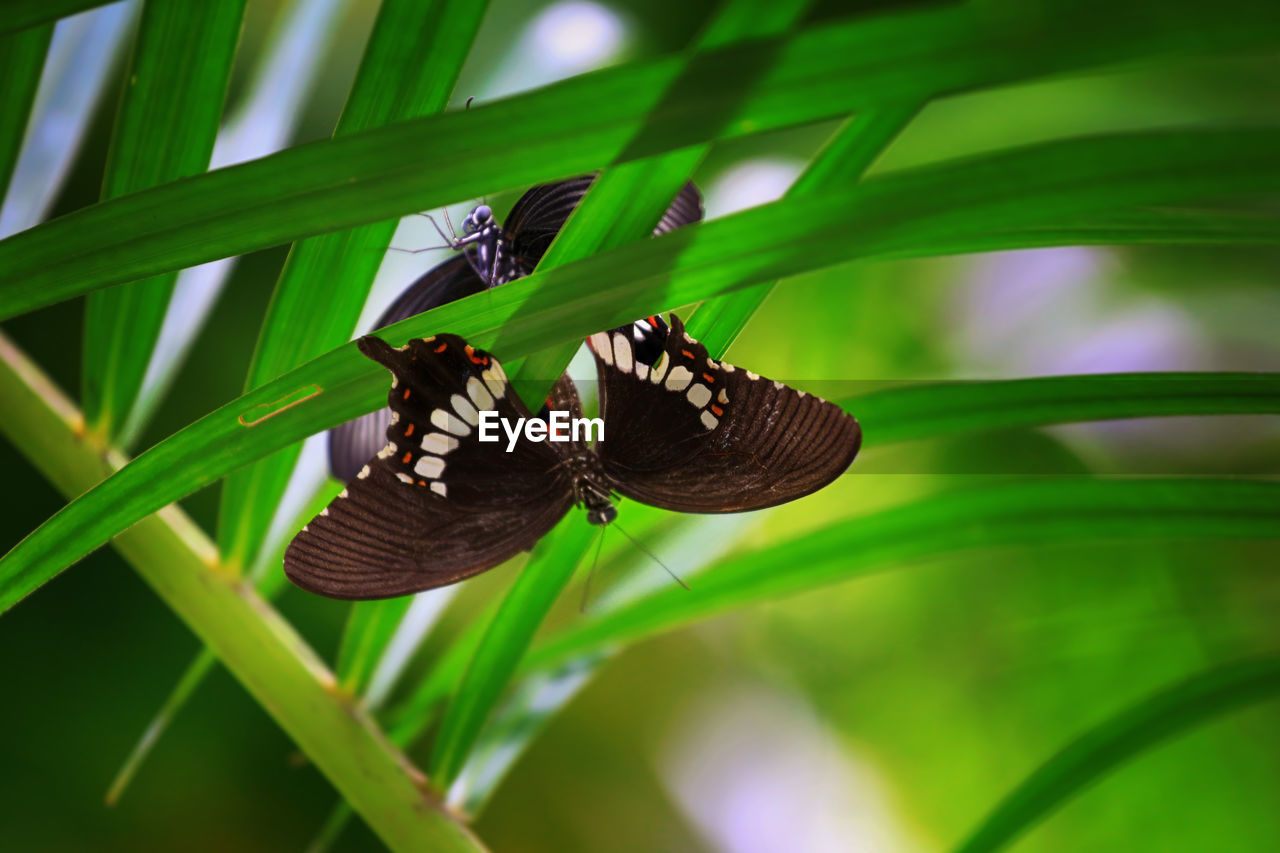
[589,315,861,513]
[286,335,576,599]
[328,255,487,481]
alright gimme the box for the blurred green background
[2,0,1279,851]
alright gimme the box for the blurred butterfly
[285,314,861,599]
[328,175,703,481]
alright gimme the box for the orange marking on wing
[434,342,447,353]
[404,423,415,437]
[710,404,723,417]
[402,451,412,464]
[702,372,715,383]
[403,388,411,400]
[681,349,695,359]
[465,345,487,364]
[417,480,427,487]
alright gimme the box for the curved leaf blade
[525,479,1280,672]
[952,656,1280,853]
[4,0,1279,316]
[81,0,245,439]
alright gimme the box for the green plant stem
[0,331,484,853]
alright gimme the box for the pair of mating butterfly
[285,176,861,600]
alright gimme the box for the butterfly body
[287,315,860,600]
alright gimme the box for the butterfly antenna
[580,526,607,614]
[612,521,690,590]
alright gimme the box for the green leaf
[0,23,51,198]
[81,0,245,441]
[337,597,415,695]
[0,0,110,37]
[5,0,1278,317]
[952,656,1280,853]
[687,101,921,354]
[217,0,488,572]
[5,127,1280,614]
[428,519,596,787]
[849,372,1280,444]
[525,479,1280,673]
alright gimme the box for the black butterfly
[285,314,862,600]
[328,175,703,481]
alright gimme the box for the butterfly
[328,175,703,481]
[285,314,862,600]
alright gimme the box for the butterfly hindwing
[286,335,576,599]
[504,175,704,269]
[328,255,487,481]
[589,315,861,513]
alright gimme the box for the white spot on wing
[319,507,329,516]
[635,360,649,381]
[338,489,349,498]
[390,411,400,424]
[452,393,479,426]
[722,363,736,373]
[357,466,371,479]
[414,455,445,478]
[700,410,719,430]
[421,432,459,455]
[746,370,760,381]
[612,333,633,373]
[665,366,693,392]
[466,376,494,410]
[395,472,413,484]
[431,408,471,436]
[686,383,712,408]
[482,366,506,399]
[590,332,613,365]
[717,388,729,404]
[430,481,447,497]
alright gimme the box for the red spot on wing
[404,423,415,437]
[402,388,411,400]
[702,372,715,383]
[710,404,723,416]
[681,349,695,359]
[401,451,412,464]
[434,343,448,353]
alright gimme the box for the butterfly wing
[288,335,575,599]
[589,315,861,513]
[328,255,486,481]
[504,174,704,268]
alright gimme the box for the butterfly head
[462,203,495,234]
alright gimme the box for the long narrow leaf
[952,656,1280,853]
[4,127,1280,614]
[0,23,52,197]
[687,101,921,353]
[0,0,113,36]
[4,0,1279,316]
[850,372,1280,444]
[525,479,1280,673]
[81,0,245,440]
[428,520,596,786]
